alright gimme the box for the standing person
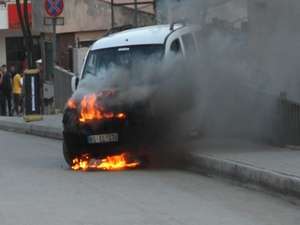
[12,69,23,116]
[1,65,13,116]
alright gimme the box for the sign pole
[52,17,57,72]
[44,0,64,74]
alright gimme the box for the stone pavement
[0,115,299,199]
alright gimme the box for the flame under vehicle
[63,23,201,168]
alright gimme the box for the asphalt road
[0,130,299,225]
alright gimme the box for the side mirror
[71,76,79,92]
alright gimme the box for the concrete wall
[248,0,300,100]
[103,0,155,14]
[206,0,247,28]
[156,0,247,26]
[75,31,106,43]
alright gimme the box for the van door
[159,33,196,116]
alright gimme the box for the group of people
[0,65,23,116]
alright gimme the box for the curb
[187,153,300,199]
[0,120,63,140]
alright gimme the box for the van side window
[83,52,97,77]
[182,33,196,55]
[170,39,182,55]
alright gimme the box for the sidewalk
[186,139,300,198]
[0,115,63,140]
[0,115,299,198]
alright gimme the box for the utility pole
[134,0,138,27]
[16,0,34,69]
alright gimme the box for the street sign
[45,0,64,17]
[44,17,64,25]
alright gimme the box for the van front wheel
[63,141,75,167]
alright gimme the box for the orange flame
[79,93,126,123]
[116,113,126,120]
[71,153,140,171]
[67,98,77,109]
[79,94,102,122]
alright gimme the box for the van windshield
[82,45,164,80]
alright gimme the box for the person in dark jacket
[0,65,12,116]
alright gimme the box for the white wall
[0,34,6,66]
[0,4,8,30]
[0,3,8,65]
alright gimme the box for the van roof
[91,24,182,51]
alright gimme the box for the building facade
[0,0,156,72]
[32,0,155,75]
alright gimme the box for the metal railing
[53,66,74,112]
[278,93,300,146]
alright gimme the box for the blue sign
[45,0,64,17]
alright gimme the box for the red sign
[45,0,64,17]
[8,3,32,30]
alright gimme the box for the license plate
[87,133,119,144]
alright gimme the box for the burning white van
[63,22,201,170]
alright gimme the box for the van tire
[63,141,75,167]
